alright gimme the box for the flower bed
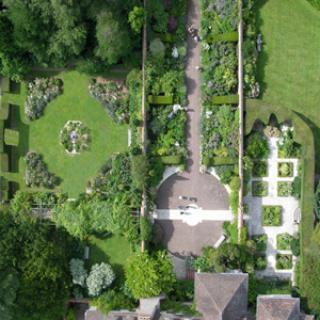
[262,206,282,226]
[24,151,60,188]
[278,162,293,177]
[276,254,292,270]
[146,0,188,162]
[252,161,268,177]
[277,233,293,250]
[89,80,129,124]
[277,181,293,197]
[25,78,63,120]
[277,126,300,158]
[60,121,90,154]
[252,181,268,197]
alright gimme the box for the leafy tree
[96,11,131,65]
[92,289,135,315]
[125,251,176,299]
[128,6,144,33]
[0,271,19,320]
[86,263,115,297]
[0,209,75,320]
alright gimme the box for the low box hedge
[0,120,4,153]
[262,206,282,226]
[160,155,182,165]
[205,156,238,167]
[207,31,239,43]
[0,153,9,173]
[212,95,239,105]
[1,77,10,93]
[4,129,19,146]
[0,102,9,120]
[278,162,294,177]
[276,254,292,270]
[148,95,173,105]
[252,161,268,177]
[252,181,268,197]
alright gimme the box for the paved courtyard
[245,137,299,280]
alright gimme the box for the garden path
[245,137,299,280]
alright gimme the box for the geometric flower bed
[276,254,292,270]
[278,162,293,177]
[60,120,90,155]
[276,233,293,250]
[262,205,282,226]
[277,181,293,197]
[252,161,268,177]
[252,181,268,197]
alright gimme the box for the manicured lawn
[89,234,132,280]
[2,71,128,197]
[255,0,320,173]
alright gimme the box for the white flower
[172,47,179,58]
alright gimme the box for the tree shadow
[255,0,269,99]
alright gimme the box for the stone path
[245,137,299,280]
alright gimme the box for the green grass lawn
[89,234,132,281]
[2,71,128,197]
[255,0,320,173]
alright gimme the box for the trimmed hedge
[0,153,9,173]
[0,120,4,153]
[207,31,239,43]
[1,77,10,93]
[148,95,173,105]
[160,155,182,165]
[212,95,239,105]
[0,102,9,120]
[205,156,238,167]
[0,176,9,201]
[4,129,19,146]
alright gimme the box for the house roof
[194,272,248,320]
[256,295,300,320]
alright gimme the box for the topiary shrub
[25,78,63,120]
[86,263,115,297]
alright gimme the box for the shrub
[252,181,268,197]
[278,162,293,177]
[4,129,19,146]
[128,6,145,34]
[252,234,267,253]
[276,254,292,270]
[246,133,269,159]
[252,161,267,177]
[230,176,240,214]
[255,256,267,270]
[69,258,87,287]
[89,80,129,124]
[91,289,135,315]
[277,182,293,197]
[278,127,300,158]
[140,217,153,242]
[149,38,165,60]
[25,78,63,120]
[276,233,293,250]
[290,236,300,256]
[262,206,282,226]
[215,165,234,184]
[86,263,115,297]
[24,151,60,189]
[223,221,238,243]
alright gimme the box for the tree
[96,11,131,65]
[69,259,87,287]
[86,263,115,297]
[0,271,19,320]
[128,6,144,34]
[125,251,176,299]
[0,209,74,320]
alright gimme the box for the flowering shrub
[25,78,63,120]
[70,258,87,287]
[24,151,60,188]
[86,263,115,297]
[89,80,129,124]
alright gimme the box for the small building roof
[195,272,248,320]
[256,295,300,320]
